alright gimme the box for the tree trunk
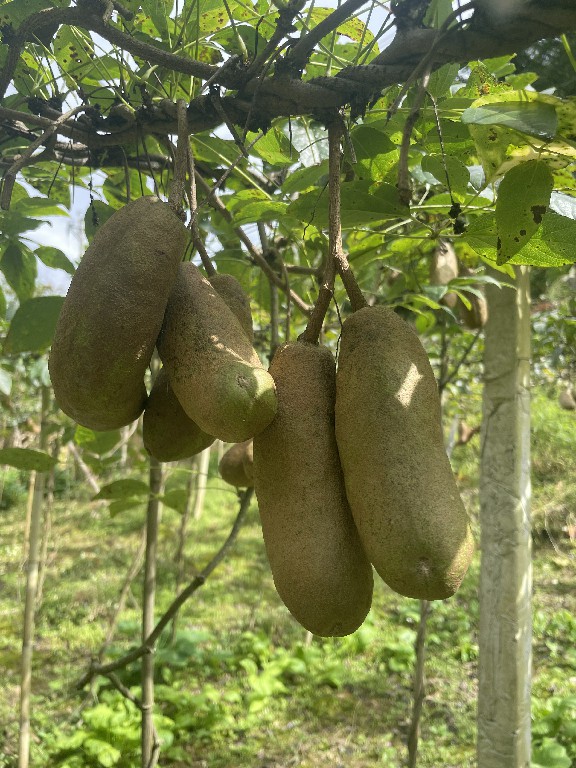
[18,386,50,768]
[477,266,532,768]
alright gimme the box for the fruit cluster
[253,308,474,637]
[49,196,278,460]
[49,196,474,640]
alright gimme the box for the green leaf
[0,0,68,29]
[0,447,57,472]
[0,242,37,302]
[83,737,121,767]
[282,161,329,194]
[496,160,554,263]
[531,738,572,768]
[307,7,375,46]
[351,125,398,182]
[108,499,143,518]
[93,479,149,501]
[288,181,408,228]
[427,63,460,99]
[160,488,188,514]
[141,0,171,38]
[35,246,75,275]
[0,286,6,319]
[462,100,558,140]
[251,128,298,167]
[17,197,67,216]
[233,201,288,226]
[74,426,122,456]
[421,154,470,195]
[4,296,64,354]
[84,200,116,240]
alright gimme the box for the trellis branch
[0,2,574,159]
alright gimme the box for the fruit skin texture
[143,368,215,462]
[335,306,474,601]
[253,341,373,637]
[219,440,253,487]
[157,262,276,442]
[209,273,254,342]
[49,196,188,430]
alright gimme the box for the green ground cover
[0,391,574,768]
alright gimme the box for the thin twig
[76,489,253,690]
[1,105,86,210]
[285,0,370,72]
[440,331,480,390]
[397,68,431,206]
[194,171,311,314]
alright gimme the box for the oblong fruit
[157,263,276,442]
[335,306,474,600]
[253,341,373,637]
[209,273,254,342]
[219,440,253,487]
[143,368,215,462]
[49,196,188,430]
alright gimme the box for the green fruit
[143,368,215,462]
[219,440,253,487]
[253,341,373,637]
[209,273,254,342]
[157,262,277,442]
[335,306,474,600]
[49,196,188,430]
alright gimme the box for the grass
[0,389,575,767]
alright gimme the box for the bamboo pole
[18,386,50,768]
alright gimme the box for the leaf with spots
[495,160,554,264]
[53,26,95,86]
[509,212,576,266]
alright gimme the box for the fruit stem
[328,117,367,313]
[186,131,216,276]
[168,99,189,216]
